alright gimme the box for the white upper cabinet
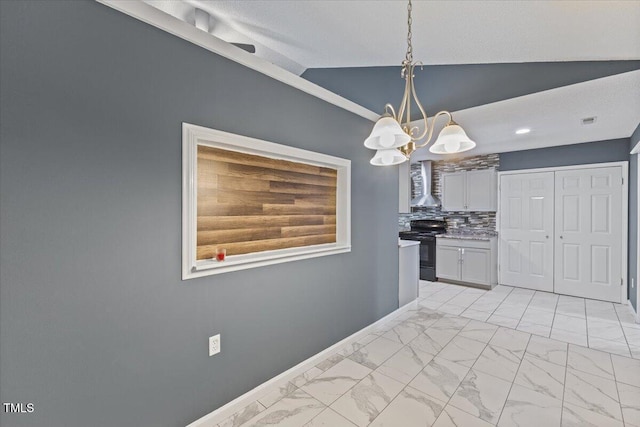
[442,169,497,212]
[442,172,466,211]
[466,170,497,211]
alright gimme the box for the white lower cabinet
[436,237,497,288]
[461,248,492,285]
[435,246,462,282]
[399,240,420,306]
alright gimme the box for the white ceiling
[140,0,640,154]
[148,0,640,71]
[413,70,640,159]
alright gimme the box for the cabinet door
[442,172,466,211]
[436,246,461,281]
[460,248,491,286]
[466,169,496,211]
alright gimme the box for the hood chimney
[410,161,441,207]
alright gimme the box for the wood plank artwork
[196,145,338,260]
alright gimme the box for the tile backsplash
[399,154,499,232]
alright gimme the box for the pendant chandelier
[364,0,476,166]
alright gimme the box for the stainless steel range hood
[411,161,441,207]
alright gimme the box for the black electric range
[399,219,447,281]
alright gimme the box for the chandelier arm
[409,64,431,141]
[383,103,398,120]
[396,68,411,127]
[414,111,453,149]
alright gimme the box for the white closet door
[499,172,554,291]
[554,167,623,303]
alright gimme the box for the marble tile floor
[418,281,640,358]
[214,281,640,427]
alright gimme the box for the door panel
[591,246,609,284]
[466,169,496,211]
[530,197,545,230]
[442,172,466,211]
[529,241,545,277]
[506,240,522,273]
[562,244,580,280]
[461,248,491,286]
[591,194,610,233]
[562,195,580,231]
[436,246,461,281]
[499,172,554,291]
[508,197,522,228]
[554,167,622,302]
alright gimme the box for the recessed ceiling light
[515,128,531,135]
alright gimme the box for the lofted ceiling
[142,0,640,156]
[146,0,640,70]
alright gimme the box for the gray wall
[499,138,631,171]
[0,2,399,427]
[630,123,640,310]
[302,62,640,118]
[499,138,634,308]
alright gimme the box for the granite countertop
[436,232,498,241]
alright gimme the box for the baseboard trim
[186,301,418,427]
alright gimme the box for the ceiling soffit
[302,61,640,118]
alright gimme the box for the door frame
[497,161,629,304]
[633,141,640,320]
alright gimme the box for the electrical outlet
[209,334,220,356]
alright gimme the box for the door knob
[545,235,549,239]
[559,236,563,239]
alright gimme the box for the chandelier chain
[405,0,413,63]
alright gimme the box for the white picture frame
[182,123,351,280]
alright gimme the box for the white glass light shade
[429,124,476,154]
[370,149,406,166]
[364,116,411,150]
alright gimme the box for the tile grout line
[613,300,634,356]
[239,308,418,426]
[476,285,515,325]
[559,340,569,427]
[494,333,533,426]
[407,315,496,425]
[317,307,454,426]
[489,286,529,328]
[583,298,590,349]
[384,284,632,424]
[298,322,409,426]
[608,352,625,427]
[549,291,560,342]
[238,283,635,427]
[515,288,544,336]
[347,308,455,425]
[369,304,503,425]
